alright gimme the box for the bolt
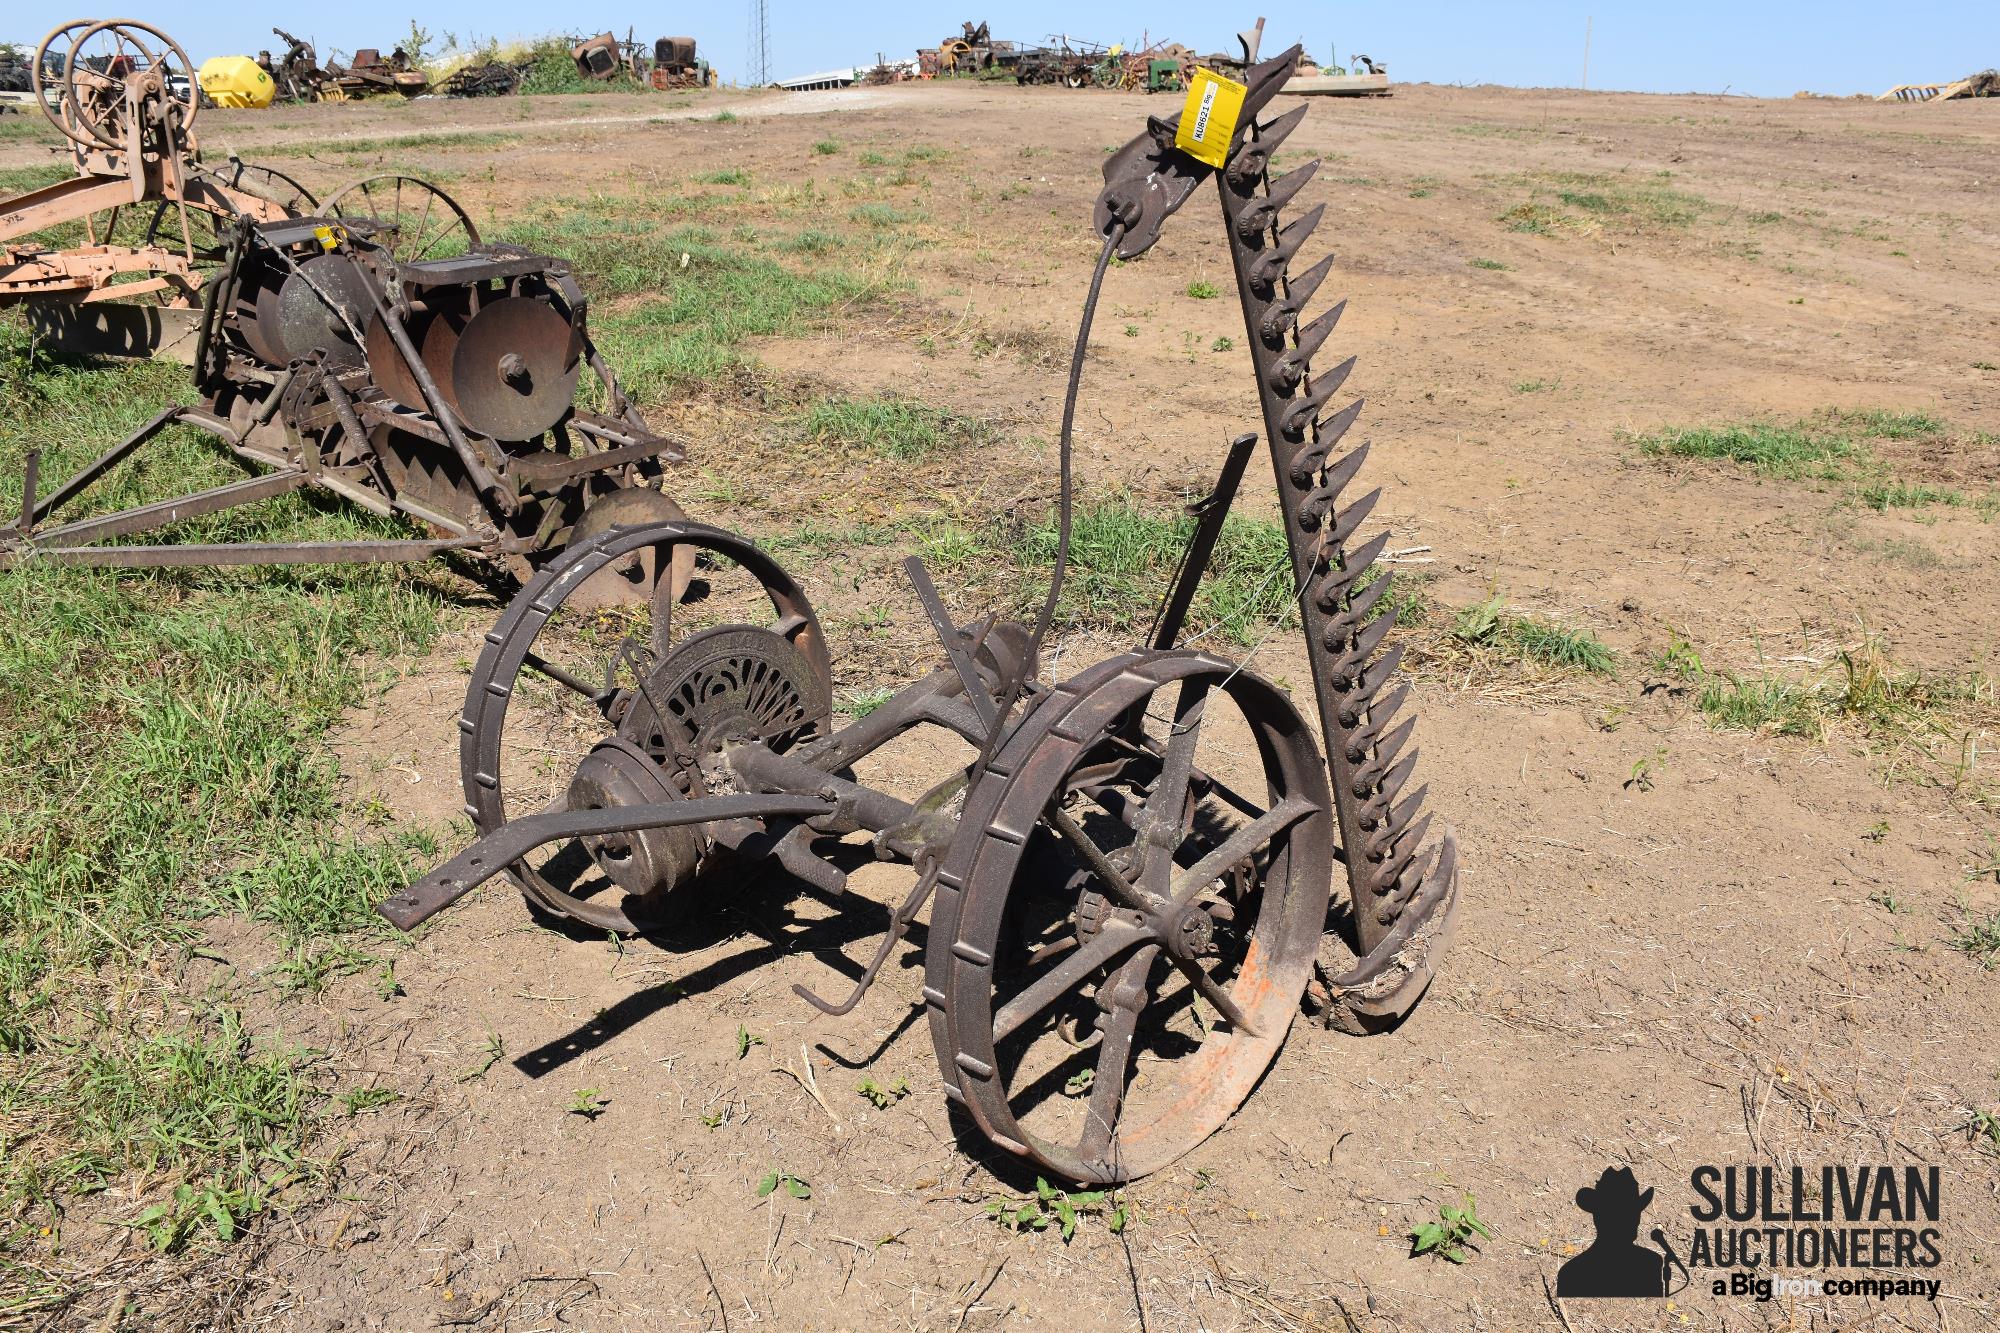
[498,352,530,386]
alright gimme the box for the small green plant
[340,1086,402,1116]
[568,1087,610,1119]
[458,1033,505,1083]
[988,1177,1128,1242]
[1513,619,1617,674]
[856,1076,911,1108]
[1969,1107,2000,1154]
[758,1170,812,1199]
[709,110,740,123]
[1624,747,1667,792]
[1123,323,1140,337]
[1651,630,1705,681]
[1186,279,1221,299]
[699,1108,727,1128]
[736,1024,765,1059]
[1512,378,1554,392]
[1470,257,1510,270]
[1863,821,1890,843]
[813,139,842,155]
[1948,911,2000,968]
[1409,1193,1493,1264]
[1064,1069,1095,1096]
[695,167,751,186]
[1210,335,1235,352]
[842,686,897,718]
[1868,889,1906,914]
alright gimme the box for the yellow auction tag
[1175,67,1248,168]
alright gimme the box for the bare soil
[19,79,2000,1330]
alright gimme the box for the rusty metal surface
[0,20,694,582]
[372,38,1464,1185]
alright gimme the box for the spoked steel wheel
[927,652,1333,1183]
[325,175,479,262]
[459,520,831,932]
[59,20,198,149]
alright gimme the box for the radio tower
[746,0,771,85]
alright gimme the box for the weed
[567,1088,610,1119]
[1969,1107,2000,1154]
[1211,336,1235,352]
[1697,672,1826,738]
[708,110,740,123]
[842,686,898,718]
[1470,257,1510,271]
[1948,911,2000,968]
[1869,889,1906,914]
[813,139,842,155]
[1513,378,1555,393]
[856,1077,911,1108]
[988,1177,1129,1241]
[458,1033,506,1083]
[1014,497,1295,645]
[695,168,751,186]
[1410,1193,1494,1264]
[1186,279,1221,299]
[792,395,991,461]
[736,1024,765,1059]
[340,1086,402,1116]
[1453,595,1613,673]
[757,1170,811,1199]
[1625,748,1667,792]
[1651,630,1705,680]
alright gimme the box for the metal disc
[272,253,372,365]
[448,296,581,441]
[363,311,428,411]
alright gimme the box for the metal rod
[4,535,485,570]
[1148,431,1259,650]
[17,449,39,535]
[29,468,306,547]
[19,407,181,529]
[903,556,999,731]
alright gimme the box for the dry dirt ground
[8,78,2000,1330]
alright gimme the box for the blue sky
[10,3,1995,98]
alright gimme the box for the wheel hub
[564,736,703,902]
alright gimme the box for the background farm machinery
[375,43,1460,1184]
[0,18,689,580]
[571,30,715,90]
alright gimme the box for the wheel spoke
[1078,945,1157,1163]
[1168,796,1315,907]
[993,923,1148,1045]
[1134,677,1211,894]
[1047,807,1151,915]
[1167,951,1256,1034]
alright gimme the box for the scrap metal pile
[570,29,715,90]
[372,40,1461,1182]
[1,18,688,577]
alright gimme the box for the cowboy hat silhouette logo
[1557,1167,1669,1298]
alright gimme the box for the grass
[1012,497,1304,646]
[1185,280,1221,300]
[1500,170,1709,237]
[790,395,992,461]
[1629,409,1994,513]
[499,198,896,399]
[1469,257,1510,271]
[1950,912,2000,968]
[695,168,752,187]
[0,321,447,1291]
[1450,594,1616,674]
[813,139,843,155]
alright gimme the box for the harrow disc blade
[448,296,582,441]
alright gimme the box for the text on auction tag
[1175,67,1248,168]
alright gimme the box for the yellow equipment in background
[197,56,276,108]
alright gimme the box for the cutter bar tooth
[1248,203,1326,296]
[1314,531,1390,612]
[1270,304,1345,395]
[1225,103,1310,188]
[1281,349,1356,445]
[1236,160,1322,242]
[1260,260,1337,348]
[1343,680,1411,759]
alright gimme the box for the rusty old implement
[377,41,1460,1183]
[1,19,689,582]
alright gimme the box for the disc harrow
[373,37,1462,1183]
[1,19,691,586]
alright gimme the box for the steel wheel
[325,175,479,263]
[459,520,831,932]
[927,652,1333,1182]
[146,161,318,259]
[60,20,198,150]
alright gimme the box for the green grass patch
[1469,257,1510,271]
[499,199,892,398]
[791,395,991,461]
[813,139,843,155]
[694,167,752,186]
[1451,594,1615,674]
[1011,497,1308,645]
[246,129,522,159]
[0,320,446,1277]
